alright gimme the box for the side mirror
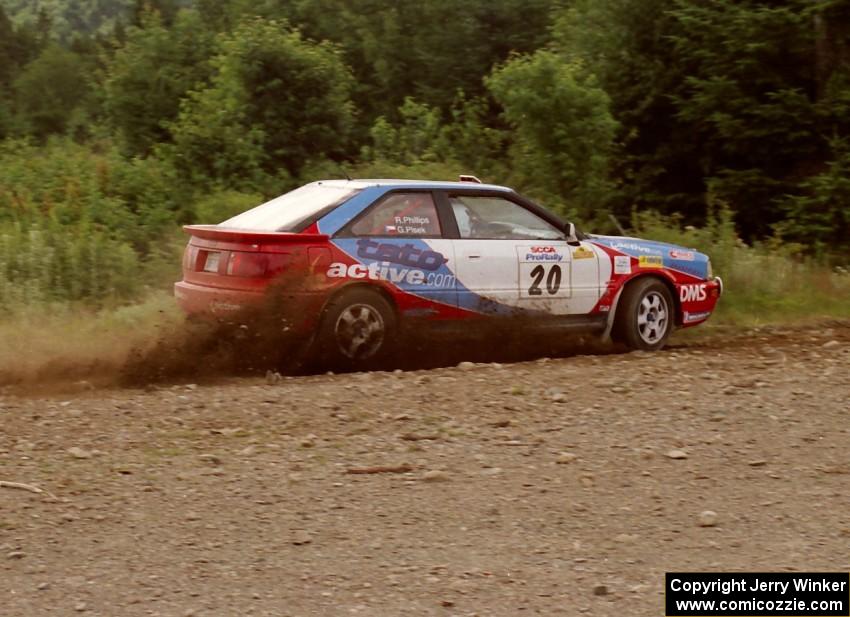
[564,222,580,245]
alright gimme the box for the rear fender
[317,282,400,324]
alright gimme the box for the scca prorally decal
[326,261,456,288]
[356,239,447,271]
[679,284,707,302]
[526,246,564,262]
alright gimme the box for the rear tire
[317,287,397,370]
[613,278,674,351]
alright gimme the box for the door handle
[467,254,481,259]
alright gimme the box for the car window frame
[335,189,449,239]
[434,189,568,241]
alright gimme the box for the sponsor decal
[392,215,432,235]
[683,310,711,323]
[599,305,611,313]
[638,255,663,268]
[525,246,564,262]
[209,300,242,313]
[613,255,631,275]
[356,239,447,271]
[679,284,708,302]
[326,261,455,288]
[572,246,594,260]
[609,241,658,254]
[669,249,695,261]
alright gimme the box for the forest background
[0,0,847,354]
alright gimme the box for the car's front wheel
[613,278,674,351]
[318,287,397,369]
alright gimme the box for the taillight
[226,252,291,278]
[183,245,199,270]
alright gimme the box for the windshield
[219,183,360,231]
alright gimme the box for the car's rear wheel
[613,278,674,351]
[318,287,397,369]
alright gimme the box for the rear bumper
[174,281,266,317]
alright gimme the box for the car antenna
[339,164,352,181]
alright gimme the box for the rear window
[219,183,360,231]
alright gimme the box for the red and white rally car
[175,178,723,367]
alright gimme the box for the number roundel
[528,264,562,296]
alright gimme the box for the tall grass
[0,138,189,309]
[630,206,850,325]
[0,291,185,385]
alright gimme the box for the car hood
[588,234,711,279]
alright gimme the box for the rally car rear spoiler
[183,225,329,244]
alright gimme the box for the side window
[450,195,562,240]
[350,192,442,237]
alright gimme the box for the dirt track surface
[2,324,850,616]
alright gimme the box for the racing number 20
[528,264,562,296]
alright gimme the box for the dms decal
[526,246,564,262]
[683,310,711,323]
[572,246,594,260]
[326,262,456,288]
[638,255,663,268]
[679,284,707,302]
[669,249,695,261]
[356,239,447,271]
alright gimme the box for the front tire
[613,278,674,351]
[318,287,397,369]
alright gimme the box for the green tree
[275,0,556,124]
[553,0,704,221]
[13,44,91,139]
[779,138,850,253]
[103,8,214,154]
[362,93,506,181]
[1,0,136,40]
[364,98,445,164]
[168,17,355,189]
[667,0,823,238]
[486,51,618,220]
[0,4,42,137]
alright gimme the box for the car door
[331,190,457,312]
[444,192,603,316]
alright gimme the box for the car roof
[312,179,514,192]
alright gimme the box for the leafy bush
[192,190,264,224]
[0,138,186,308]
[169,17,355,191]
[630,204,850,324]
[0,221,139,307]
[486,51,618,221]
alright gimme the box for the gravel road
[2,323,849,616]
